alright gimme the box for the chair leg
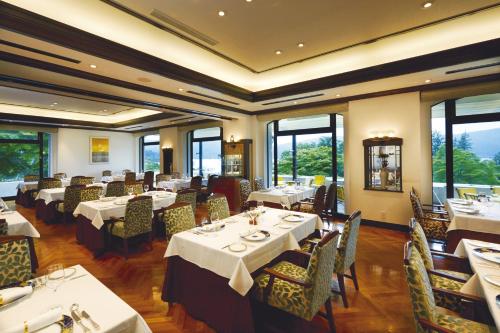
[337,273,348,308]
[324,297,336,333]
[350,263,359,291]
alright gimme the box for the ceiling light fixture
[297,43,304,48]
[90,64,97,68]
[246,0,252,2]
[178,88,184,92]
[218,10,225,16]
[275,50,282,55]
[52,102,58,105]
[422,1,433,9]
[425,79,432,83]
[336,94,341,97]
[293,101,298,105]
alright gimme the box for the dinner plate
[114,199,127,205]
[243,232,267,241]
[454,207,479,215]
[0,211,15,215]
[449,199,473,205]
[472,249,500,264]
[278,224,292,229]
[99,197,115,202]
[283,215,304,222]
[467,240,496,248]
[229,243,247,252]
[483,275,500,287]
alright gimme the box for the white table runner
[454,239,500,330]
[247,187,315,209]
[0,211,40,238]
[445,200,500,235]
[0,265,152,333]
[156,179,191,192]
[165,208,322,296]
[74,192,177,229]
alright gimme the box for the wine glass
[144,185,149,192]
[127,187,133,196]
[210,212,219,224]
[280,197,288,210]
[257,200,264,212]
[201,216,210,226]
[45,264,65,292]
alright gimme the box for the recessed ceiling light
[52,102,58,105]
[422,1,433,9]
[425,79,432,83]
[90,64,97,69]
[293,101,298,105]
[297,43,304,48]
[218,10,225,16]
[245,0,252,2]
[336,94,341,97]
[102,109,108,112]
[275,50,282,55]
[178,88,184,92]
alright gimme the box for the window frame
[139,134,160,172]
[187,127,223,177]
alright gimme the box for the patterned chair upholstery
[207,194,230,220]
[163,202,196,241]
[106,181,125,197]
[24,175,39,182]
[456,187,477,199]
[337,185,345,202]
[410,191,449,242]
[239,179,252,211]
[403,242,493,333]
[410,219,470,313]
[80,186,102,202]
[171,171,181,179]
[254,178,265,191]
[0,219,7,235]
[156,174,170,183]
[122,169,131,174]
[102,170,112,177]
[38,178,62,190]
[107,196,153,257]
[125,182,144,195]
[56,184,86,214]
[464,192,479,201]
[124,172,136,184]
[294,185,326,215]
[0,236,32,288]
[175,189,197,214]
[253,230,340,332]
[70,176,94,186]
[53,172,66,180]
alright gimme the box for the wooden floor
[17,203,415,333]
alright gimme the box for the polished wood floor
[17,203,414,333]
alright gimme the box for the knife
[82,310,101,330]
[71,309,91,332]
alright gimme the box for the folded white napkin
[5,306,62,333]
[0,285,32,306]
[201,221,225,232]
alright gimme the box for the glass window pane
[336,114,345,214]
[456,93,500,117]
[143,144,160,172]
[193,127,221,139]
[43,133,51,177]
[267,122,274,186]
[201,140,221,176]
[296,133,332,180]
[143,134,159,143]
[278,114,330,131]
[0,143,41,197]
[431,102,446,204]
[192,142,200,176]
[0,130,38,140]
[277,136,293,185]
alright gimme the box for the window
[188,127,222,178]
[431,93,500,203]
[267,114,345,214]
[139,134,160,173]
[0,130,51,198]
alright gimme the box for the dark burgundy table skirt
[162,255,256,333]
[35,199,59,223]
[16,189,34,207]
[446,230,500,253]
[76,215,107,257]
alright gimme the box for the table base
[446,230,500,253]
[15,189,35,207]
[34,199,59,223]
[76,215,107,257]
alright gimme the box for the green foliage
[494,152,500,166]
[431,131,445,155]
[453,132,472,151]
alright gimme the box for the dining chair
[492,186,500,195]
[106,181,126,197]
[190,175,203,191]
[314,175,326,186]
[464,192,479,201]
[456,187,477,199]
[409,191,449,244]
[277,176,284,185]
[23,174,39,182]
[323,182,337,220]
[102,170,112,177]
[107,196,153,258]
[142,171,154,191]
[53,172,66,180]
[122,169,132,174]
[124,172,136,184]
[239,179,252,211]
[0,236,33,288]
[163,202,196,241]
[0,219,7,235]
[70,176,94,186]
[292,185,326,215]
[80,186,102,202]
[156,173,171,183]
[336,185,345,203]
[403,241,493,333]
[253,177,265,191]
[199,174,218,202]
[252,230,340,333]
[175,189,197,214]
[55,184,86,223]
[31,177,62,201]
[125,182,144,195]
[410,187,447,214]
[171,171,181,179]
[247,200,283,209]
[207,194,230,220]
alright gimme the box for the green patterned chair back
[403,241,436,333]
[53,173,66,180]
[70,176,94,186]
[175,189,197,213]
[80,186,102,202]
[190,176,203,191]
[254,178,265,191]
[207,194,230,220]
[123,196,153,238]
[409,218,434,271]
[337,185,345,201]
[106,181,125,197]
[156,173,170,182]
[124,172,136,184]
[304,230,340,320]
[125,182,144,195]
[38,178,62,190]
[493,186,500,195]
[0,219,7,235]
[409,191,424,219]
[24,174,39,182]
[239,179,252,210]
[171,171,181,179]
[456,187,477,199]
[163,202,196,241]
[0,236,32,288]
[102,170,112,176]
[335,210,361,273]
[63,185,86,213]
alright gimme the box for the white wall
[55,128,136,179]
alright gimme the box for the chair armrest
[282,250,311,268]
[432,287,486,304]
[428,269,468,283]
[422,203,445,209]
[431,251,472,274]
[418,318,455,333]
[423,216,450,223]
[263,267,311,287]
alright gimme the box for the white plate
[449,199,473,205]
[454,207,479,214]
[467,240,496,248]
[99,197,115,202]
[472,250,500,264]
[243,232,267,241]
[0,211,15,215]
[114,200,127,205]
[483,275,500,287]
[284,215,304,222]
[229,243,247,252]
[278,224,292,229]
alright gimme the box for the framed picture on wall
[89,136,109,164]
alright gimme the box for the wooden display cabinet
[222,139,252,179]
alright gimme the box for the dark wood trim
[0,119,129,133]
[0,39,81,63]
[131,119,213,134]
[0,51,250,114]
[361,219,409,233]
[186,91,240,105]
[444,100,455,199]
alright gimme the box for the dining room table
[102,173,145,182]
[246,186,315,209]
[445,198,500,252]
[73,191,176,256]
[161,207,322,333]
[15,179,71,207]
[0,210,40,271]
[453,239,500,330]
[0,265,152,333]
[156,178,191,192]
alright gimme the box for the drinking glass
[144,185,149,192]
[210,212,219,224]
[280,197,288,210]
[257,200,264,211]
[127,188,133,196]
[201,217,210,226]
[45,264,65,292]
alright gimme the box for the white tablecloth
[1,211,40,238]
[156,179,191,192]
[74,192,177,229]
[454,239,500,330]
[0,265,152,333]
[17,180,71,193]
[165,208,322,296]
[247,187,315,209]
[104,173,145,182]
[445,200,500,235]
[35,184,108,204]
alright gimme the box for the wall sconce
[369,130,396,138]
[230,135,235,143]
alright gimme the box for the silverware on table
[82,310,101,330]
[221,243,231,250]
[70,304,91,333]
